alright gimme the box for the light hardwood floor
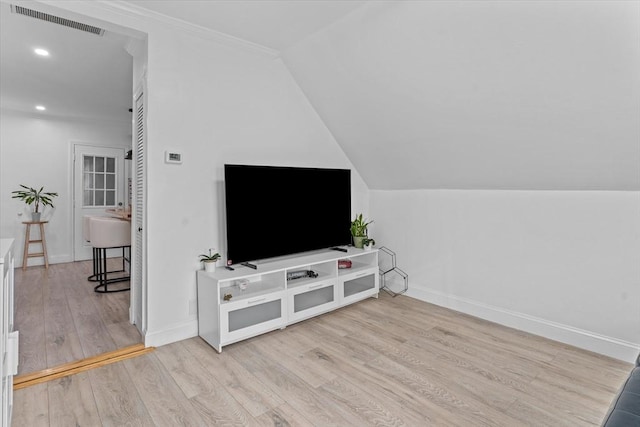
[14,259,142,375]
[13,292,631,426]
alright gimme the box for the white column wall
[33,2,369,347]
[142,33,368,345]
[371,189,640,362]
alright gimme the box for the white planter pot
[364,244,372,251]
[204,261,216,273]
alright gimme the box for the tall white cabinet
[1,239,18,427]
[197,248,378,352]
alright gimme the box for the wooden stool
[22,220,49,270]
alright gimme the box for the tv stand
[241,261,257,270]
[197,247,378,352]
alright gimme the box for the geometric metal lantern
[378,246,396,274]
[381,266,408,297]
[377,246,408,297]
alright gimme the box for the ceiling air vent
[10,4,105,36]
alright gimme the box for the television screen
[224,164,351,265]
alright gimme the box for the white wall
[0,109,130,266]
[283,0,640,191]
[40,1,369,347]
[143,33,368,345]
[371,189,640,362]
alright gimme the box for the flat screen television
[224,164,351,265]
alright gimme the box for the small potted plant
[199,248,221,273]
[350,213,373,249]
[11,184,58,222]
[362,237,376,251]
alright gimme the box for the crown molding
[96,0,280,58]
[36,0,280,59]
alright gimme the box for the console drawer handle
[248,297,266,305]
[355,272,369,278]
[308,283,325,290]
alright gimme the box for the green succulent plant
[350,213,373,237]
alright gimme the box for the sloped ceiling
[4,0,638,190]
[123,0,367,51]
[282,1,640,190]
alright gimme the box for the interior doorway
[1,2,149,378]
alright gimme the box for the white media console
[197,247,379,352]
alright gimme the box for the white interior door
[73,145,125,261]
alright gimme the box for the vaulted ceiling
[2,0,638,190]
[282,1,640,190]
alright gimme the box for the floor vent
[10,4,105,36]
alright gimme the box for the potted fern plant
[350,213,373,249]
[11,184,58,222]
[199,248,221,273]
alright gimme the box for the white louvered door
[132,88,146,334]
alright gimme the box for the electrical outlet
[189,299,197,316]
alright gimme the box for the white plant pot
[364,244,372,251]
[204,261,216,273]
[31,212,41,222]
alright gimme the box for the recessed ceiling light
[34,48,49,56]
[35,105,46,111]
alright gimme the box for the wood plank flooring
[14,259,142,375]
[13,292,631,426]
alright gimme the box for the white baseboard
[144,319,198,348]
[16,252,127,267]
[16,254,74,267]
[406,287,640,363]
[50,254,74,264]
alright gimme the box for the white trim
[124,37,144,58]
[65,0,280,58]
[18,254,73,267]
[144,320,198,348]
[406,287,640,363]
[27,0,146,39]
